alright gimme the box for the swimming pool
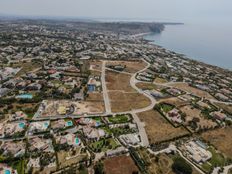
[66,121,73,127]
[4,169,11,174]
[44,122,49,128]
[75,138,80,145]
[18,122,25,128]
[16,94,33,99]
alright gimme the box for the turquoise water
[66,121,73,127]
[75,138,80,145]
[18,122,25,128]
[44,122,49,128]
[95,121,101,127]
[16,94,33,99]
[5,170,11,174]
[144,24,232,70]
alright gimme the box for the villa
[0,163,17,174]
[28,121,50,135]
[184,141,212,164]
[9,111,27,121]
[3,121,26,137]
[83,126,105,140]
[29,137,54,153]
[55,133,81,147]
[0,141,25,158]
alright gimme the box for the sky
[0,0,232,24]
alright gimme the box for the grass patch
[107,114,130,124]
[89,138,119,152]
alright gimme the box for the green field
[89,138,119,152]
[107,114,130,124]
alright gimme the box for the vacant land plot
[109,91,151,112]
[103,155,139,174]
[90,60,102,71]
[137,149,200,174]
[154,77,168,84]
[57,148,88,168]
[138,110,189,144]
[138,148,174,174]
[180,105,217,131]
[136,82,158,90]
[106,70,135,92]
[86,92,104,102]
[170,83,215,100]
[106,60,147,73]
[201,127,232,157]
[41,100,105,117]
[213,102,232,114]
[159,97,190,108]
[14,61,42,77]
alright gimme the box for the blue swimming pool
[66,121,73,127]
[16,94,33,99]
[75,138,80,145]
[5,169,11,174]
[18,122,25,128]
[44,122,49,128]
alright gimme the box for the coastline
[142,33,232,72]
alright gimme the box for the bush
[172,157,192,174]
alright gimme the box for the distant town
[0,19,232,174]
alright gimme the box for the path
[101,61,112,114]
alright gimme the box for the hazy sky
[0,0,232,23]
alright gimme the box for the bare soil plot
[90,60,102,72]
[158,97,190,108]
[106,70,136,92]
[213,102,232,114]
[57,148,88,168]
[201,127,232,157]
[106,60,147,73]
[138,110,189,144]
[86,92,104,102]
[137,148,174,174]
[136,82,158,90]
[154,77,168,84]
[41,100,105,117]
[103,155,139,174]
[180,105,217,131]
[137,148,201,174]
[109,91,151,112]
[14,61,42,77]
[170,83,215,100]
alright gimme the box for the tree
[172,157,192,174]
[94,162,104,174]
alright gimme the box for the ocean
[144,24,232,70]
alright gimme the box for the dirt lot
[201,127,232,157]
[158,97,190,108]
[103,155,139,174]
[86,92,104,102]
[90,60,102,72]
[109,91,151,112]
[170,83,215,100]
[138,148,174,174]
[41,100,105,117]
[136,82,158,90]
[137,148,200,174]
[154,77,168,84]
[138,110,190,144]
[180,105,217,131]
[57,148,88,168]
[213,102,232,114]
[106,60,147,73]
[106,70,136,92]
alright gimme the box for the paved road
[101,61,112,114]
[132,113,149,147]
